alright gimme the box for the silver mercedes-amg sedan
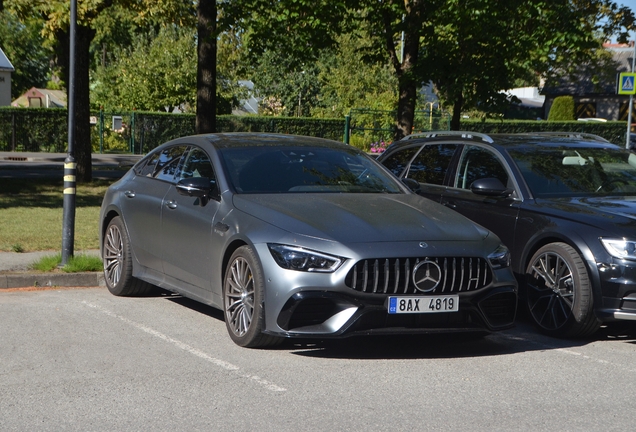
[99,133,517,348]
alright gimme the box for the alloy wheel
[225,257,255,337]
[527,250,575,331]
[104,224,124,287]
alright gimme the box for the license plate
[388,296,459,314]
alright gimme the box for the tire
[103,216,152,296]
[525,242,600,338]
[223,246,281,348]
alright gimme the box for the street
[1,286,635,431]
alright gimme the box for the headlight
[600,238,636,260]
[268,244,345,272]
[488,244,510,269]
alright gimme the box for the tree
[0,10,50,98]
[424,0,636,130]
[92,26,197,112]
[224,0,635,136]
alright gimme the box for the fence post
[11,111,16,151]
[131,110,136,153]
[99,108,104,154]
[343,115,350,144]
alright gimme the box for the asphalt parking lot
[2,286,636,431]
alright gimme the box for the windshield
[219,145,403,194]
[508,146,636,197]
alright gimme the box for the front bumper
[266,286,517,338]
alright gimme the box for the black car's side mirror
[176,177,220,202]
[401,177,421,193]
[470,178,513,197]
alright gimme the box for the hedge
[0,108,346,153]
[459,120,628,146]
[0,107,631,153]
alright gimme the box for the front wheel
[525,242,600,338]
[103,216,152,296]
[223,246,281,348]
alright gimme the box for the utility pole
[61,0,77,265]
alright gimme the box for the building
[541,42,635,120]
[0,47,15,106]
[11,87,67,108]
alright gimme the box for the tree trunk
[383,2,424,141]
[450,92,463,131]
[196,0,217,134]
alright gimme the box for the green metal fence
[0,108,345,154]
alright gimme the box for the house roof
[0,47,15,72]
[541,44,633,96]
[11,87,67,108]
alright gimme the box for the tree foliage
[0,10,50,98]
[92,26,197,112]
[223,0,636,134]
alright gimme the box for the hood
[232,193,489,243]
[535,196,636,224]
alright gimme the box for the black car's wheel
[525,242,600,338]
[223,246,281,348]
[103,216,152,296]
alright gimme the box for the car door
[160,146,221,293]
[120,144,188,273]
[440,144,520,251]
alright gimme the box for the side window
[455,146,509,189]
[179,147,216,182]
[153,145,188,182]
[381,146,421,176]
[406,144,458,185]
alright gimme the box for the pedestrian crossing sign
[618,72,636,95]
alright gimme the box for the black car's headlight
[601,238,636,260]
[488,244,511,269]
[268,244,345,273]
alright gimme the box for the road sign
[618,73,636,95]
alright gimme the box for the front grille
[345,257,493,294]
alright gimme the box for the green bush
[547,96,575,121]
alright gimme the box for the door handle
[124,190,135,198]
[165,200,178,210]
[442,201,456,209]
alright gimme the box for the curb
[0,272,105,289]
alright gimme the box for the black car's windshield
[219,145,402,194]
[509,146,636,197]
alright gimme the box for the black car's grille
[345,257,493,294]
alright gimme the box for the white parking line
[493,332,633,372]
[82,301,287,393]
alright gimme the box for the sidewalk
[0,250,104,289]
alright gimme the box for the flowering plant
[369,141,389,153]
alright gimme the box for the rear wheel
[525,242,600,338]
[223,246,281,348]
[103,216,152,296]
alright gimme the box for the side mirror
[176,177,219,200]
[470,178,513,197]
[401,177,421,193]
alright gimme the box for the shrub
[548,96,575,121]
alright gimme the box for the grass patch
[30,253,103,273]
[0,178,113,252]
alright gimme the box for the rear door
[440,144,520,250]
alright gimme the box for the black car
[378,131,636,337]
